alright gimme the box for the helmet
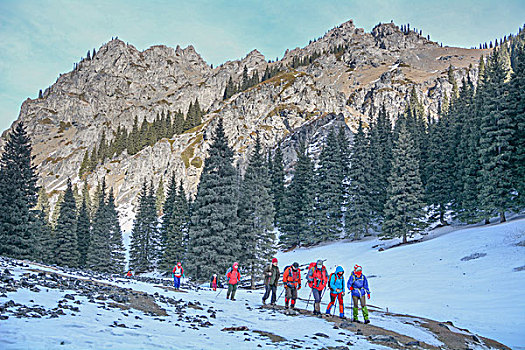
[292,262,299,269]
[335,266,344,274]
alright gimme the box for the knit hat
[316,259,323,267]
[233,262,239,268]
[272,258,278,263]
[292,262,299,269]
[354,265,362,272]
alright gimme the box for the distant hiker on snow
[283,262,301,309]
[326,266,345,318]
[262,258,280,305]
[307,259,327,315]
[126,269,133,278]
[172,262,184,290]
[226,262,241,300]
[347,265,371,323]
[210,274,219,291]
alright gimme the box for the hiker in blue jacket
[326,266,345,318]
[347,264,371,323]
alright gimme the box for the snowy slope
[0,261,390,350]
[277,218,525,349]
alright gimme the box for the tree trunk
[484,217,490,225]
[403,233,407,244]
[500,211,506,223]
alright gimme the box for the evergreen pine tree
[160,177,189,273]
[346,120,372,239]
[0,122,38,260]
[76,191,91,267]
[382,120,426,243]
[107,188,125,273]
[315,130,344,242]
[237,135,275,288]
[186,119,239,280]
[53,179,79,267]
[270,146,285,226]
[129,180,160,272]
[506,46,525,209]
[367,105,393,221]
[279,145,315,248]
[478,50,514,222]
[86,180,112,272]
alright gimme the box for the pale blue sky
[0,0,523,132]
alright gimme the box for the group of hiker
[166,258,371,323]
[263,259,371,323]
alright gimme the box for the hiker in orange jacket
[283,262,301,309]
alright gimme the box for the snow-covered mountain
[1,218,522,349]
[4,19,487,228]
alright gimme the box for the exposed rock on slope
[6,19,488,227]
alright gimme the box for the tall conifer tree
[382,120,426,243]
[0,122,38,260]
[186,119,239,280]
[53,179,79,267]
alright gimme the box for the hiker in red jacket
[307,259,328,315]
[126,269,133,278]
[226,262,241,300]
[172,262,184,290]
[283,262,301,309]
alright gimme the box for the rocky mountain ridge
[6,19,489,230]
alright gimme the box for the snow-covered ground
[0,265,387,349]
[1,218,523,349]
[277,218,525,349]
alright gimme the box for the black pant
[263,284,277,303]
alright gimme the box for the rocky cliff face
[7,19,488,230]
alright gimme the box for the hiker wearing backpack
[210,274,218,291]
[172,262,184,290]
[307,259,328,315]
[282,262,301,309]
[226,262,241,300]
[262,258,280,305]
[347,264,371,323]
[326,266,345,318]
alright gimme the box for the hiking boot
[353,318,360,323]
[262,299,266,305]
[339,314,346,319]
[364,319,370,324]
[231,298,236,301]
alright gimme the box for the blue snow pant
[312,288,322,303]
[173,276,181,289]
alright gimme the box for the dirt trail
[261,304,510,350]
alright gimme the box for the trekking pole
[332,296,338,316]
[305,289,312,309]
[215,288,223,299]
[276,287,285,303]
